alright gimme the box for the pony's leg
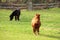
[33,28,36,35]
[17,16,20,21]
[37,27,40,35]
[15,16,17,21]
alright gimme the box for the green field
[0,8,60,40]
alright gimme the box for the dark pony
[10,9,21,21]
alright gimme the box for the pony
[10,9,21,21]
[31,14,41,35]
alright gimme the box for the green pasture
[0,8,60,40]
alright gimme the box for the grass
[0,8,60,40]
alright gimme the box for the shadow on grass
[58,32,60,34]
[40,34,60,39]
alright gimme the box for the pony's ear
[36,14,40,16]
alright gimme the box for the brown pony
[31,14,41,35]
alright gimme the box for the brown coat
[31,14,41,35]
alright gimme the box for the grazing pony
[10,9,21,21]
[31,14,41,35]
